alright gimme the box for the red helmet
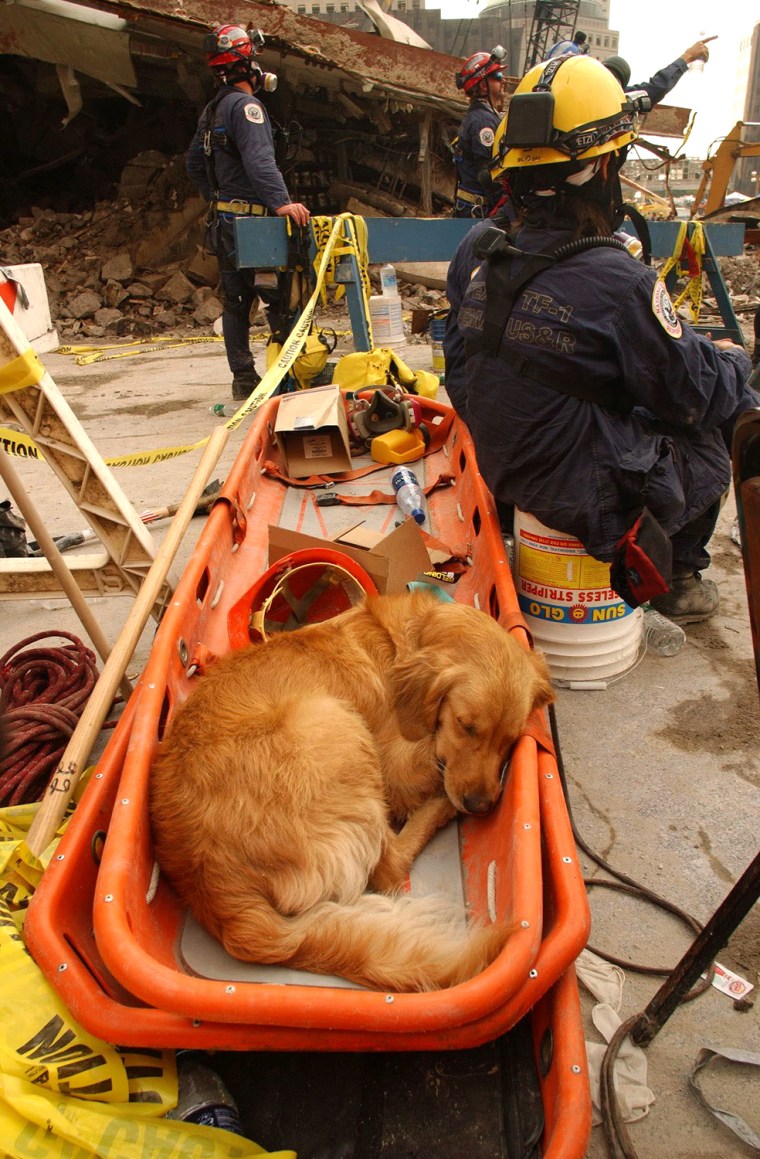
[456,47,507,95]
[203,24,265,80]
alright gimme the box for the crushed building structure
[1,0,690,223]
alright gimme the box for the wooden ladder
[0,296,171,619]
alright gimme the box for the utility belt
[214,199,268,216]
[455,187,485,207]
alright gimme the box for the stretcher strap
[262,458,390,487]
[319,472,455,507]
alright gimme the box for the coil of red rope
[0,631,101,806]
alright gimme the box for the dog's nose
[462,794,494,815]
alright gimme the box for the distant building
[735,21,760,197]
[286,0,619,74]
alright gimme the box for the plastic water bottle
[689,30,708,72]
[166,1051,245,1135]
[380,263,398,296]
[391,467,426,524]
[209,402,239,417]
[643,606,686,656]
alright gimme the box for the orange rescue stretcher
[25,394,592,1157]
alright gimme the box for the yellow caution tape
[217,214,371,432]
[657,220,705,324]
[0,801,295,1158]
[0,427,45,462]
[310,214,372,338]
[0,349,45,394]
[1,214,369,465]
[70,335,226,366]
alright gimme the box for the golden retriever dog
[150,589,553,993]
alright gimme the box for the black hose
[548,701,712,997]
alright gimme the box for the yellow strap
[0,348,45,394]
[455,188,484,205]
[657,220,686,283]
[657,220,704,325]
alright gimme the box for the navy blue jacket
[453,222,758,562]
[629,58,688,106]
[454,99,501,201]
[443,218,491,416]
[186,86,291,211]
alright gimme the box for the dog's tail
[216,893,510,992]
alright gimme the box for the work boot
[231,368,262,401]
[649,569,720,624]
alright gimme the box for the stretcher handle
[24,425,229,858]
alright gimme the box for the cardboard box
[274,385,352,478]
[268,517,431,595]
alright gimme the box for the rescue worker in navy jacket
[452,48,508,219]
[605,36,716,107]
[450,55,759,623]
[186,25,309,401]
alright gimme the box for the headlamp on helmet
[622,89,652,116]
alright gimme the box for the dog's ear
[529,649,555,710]
[390,651,455,741]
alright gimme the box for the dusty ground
[1,303,759,1158]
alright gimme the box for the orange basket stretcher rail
[25,394,591,1151]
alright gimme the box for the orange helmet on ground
[227,549,379,648]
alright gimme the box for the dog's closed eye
[456,718,478,738]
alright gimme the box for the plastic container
[689,31,708,72]
[513,509,643,684]
[380,263,398,296]
[166,1052,244,1135]
[391,466,426,524]
[429,315,447,376]
[209,403,240,418]
[369,294,405,348]
[643,606,686,656]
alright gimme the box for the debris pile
[1,146,757,343]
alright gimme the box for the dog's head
[387,595,554,816]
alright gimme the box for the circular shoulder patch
[478,126,495,148]
[652,280,682,338]
[244,102,265,124]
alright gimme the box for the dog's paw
[433,796,458,829]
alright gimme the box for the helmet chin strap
[216,53,261,89]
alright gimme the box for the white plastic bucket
[513,510,643,685]
[369,294,405,348]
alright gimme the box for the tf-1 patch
[478,127,495,148]
[651,280,682,338]
[244,102,265,124]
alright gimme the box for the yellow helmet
[492,55,637,178]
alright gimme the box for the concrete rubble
[2,159,759,343]
[0,156,451,343]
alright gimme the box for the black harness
[200,88,240,202]
[465,226,638,414]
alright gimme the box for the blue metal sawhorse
[234,217,747,350]
[627,220,746,344]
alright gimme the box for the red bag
[610,508,672,608]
